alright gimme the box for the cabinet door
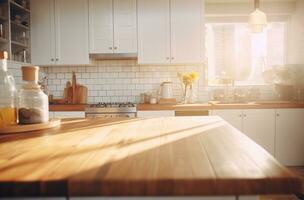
[276,109,304,166]
[242,109,276,155]
[211,109,243,131]
[89,0,114,54]
[137,0,170,64]
[170,0,204,64]
[53,111,85,118]
[31,0,56,65]
[55,0,89,65]
[113,0,137,53]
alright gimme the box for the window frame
[205,15,290,86]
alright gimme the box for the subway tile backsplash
[43,60,206,103]
[7,60,275,104]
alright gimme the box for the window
[206,22,286,85]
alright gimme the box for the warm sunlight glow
[206,22,285,85]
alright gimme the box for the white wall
[287,0,304,64]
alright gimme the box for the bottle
[0,51,17,128]
[18,66,49,124]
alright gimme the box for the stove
[85,102,137,118]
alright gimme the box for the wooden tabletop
[0,117,301,197]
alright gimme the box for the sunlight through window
[206,22,286,85]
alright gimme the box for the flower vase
[182,84,196,104]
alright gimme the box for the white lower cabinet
[140,109,275,157]
[275,109,304,166]
[137,110,175,118]
[50,111,85,119]
[211,108,304,165]
[242,109,276,155]
[211,109,276,156]
[210,109,243,131]
[211,109,275,155]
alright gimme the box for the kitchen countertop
[49,104,86,111]
[49,102,304,112]
[137,102,304,111]
[0,117,301,197]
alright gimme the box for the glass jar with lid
[18,66,49,124]
[0,51,17,128]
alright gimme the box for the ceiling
[205,0,296,3]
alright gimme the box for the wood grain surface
[0,117,301,197]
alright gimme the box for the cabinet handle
[51,58,54,61]
[166,57,170,60]
[114,46,117,50]
[56,58,59,61]
[109,47,113,50]
[276,113,280,117]
[171,57,174,60]
[239,114,242,117]
[243,114,246,117]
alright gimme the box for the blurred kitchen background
[3,0,304,104]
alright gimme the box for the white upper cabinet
[31,0,89,65]
[242,109,276,156]
[113,0,137,53]
[275,109,304,166]
[137,0,171,64]
[89,0,137,54]
[89,0,113,53]
[170,0,204,64]
[31,0,56,65]
[55,0,89,65]
[137,0,204,64]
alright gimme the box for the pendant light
[249,0,267,33]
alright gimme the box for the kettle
[158,81,173,99]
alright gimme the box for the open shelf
[9,0,30,13]
[11,20,29,30]
[0,15,7,22]
[0,37,8,43]
[9,0,31,62]
[11,40,28,48]
[0,0,31,62]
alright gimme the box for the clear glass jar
[18,66,49,124]
[0,52,17,128]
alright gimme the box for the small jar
[18,66,49,124]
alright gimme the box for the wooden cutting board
[72,72,77,104]
[76,85,88,104]
[64,81,71,102]
[64,72,88,104]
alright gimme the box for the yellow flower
[189,72,199,81]
[178,72,200,86]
